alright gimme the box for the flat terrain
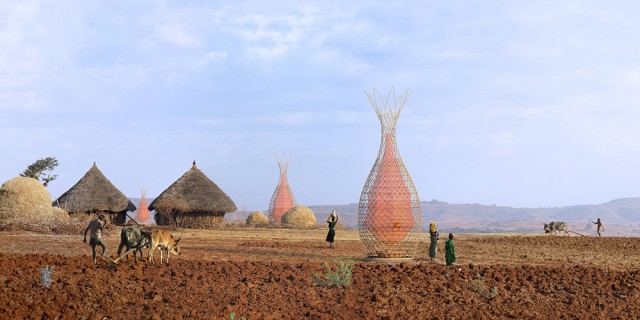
[1,228,639,319]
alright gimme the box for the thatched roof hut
[149,161,237,229]
[0,177,68,223]
[52,162,135,225]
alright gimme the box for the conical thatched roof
[52,162,136,214]
[149,162,237,214]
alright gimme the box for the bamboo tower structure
[136,188,150,224]
[358,87,422,259]
[269,156,296,223]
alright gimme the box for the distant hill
[308,198,640,234]
[128,197,640,235]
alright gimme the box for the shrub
[312,258,354,288]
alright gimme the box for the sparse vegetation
[40,265,55,288]
[312,258,354,288]
[229,312,247,320]
[469,273,498,300]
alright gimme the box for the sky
[2,0,640,211]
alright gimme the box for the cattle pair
[117,226,182,264]
[543,221,569,236]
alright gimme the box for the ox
[117,226,151,263]
[148,229,182,264]
[543,221,569,236]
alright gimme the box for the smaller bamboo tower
[269,155,296,223]
[136,188,150,224]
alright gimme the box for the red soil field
[1,229,639,319]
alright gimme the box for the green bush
[312,258,354,288]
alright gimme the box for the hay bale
[282,205,317,227]
[0,177,67,223]
[246,211,269,225]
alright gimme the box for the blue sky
[2,1,640,211]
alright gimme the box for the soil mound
[0,177,68,223]
[246,211,269,225]
[282,205,316,227]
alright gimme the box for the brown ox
[148,229,182,264]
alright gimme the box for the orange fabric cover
[364,133,414,246]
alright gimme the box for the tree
[20,157,59,187]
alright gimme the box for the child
[445,233,456,266]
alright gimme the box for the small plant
[229,312,247,320]
[312,258,354,288]
[40,265,55,288]
[469,273,498,299]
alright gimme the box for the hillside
[128,197,640,234]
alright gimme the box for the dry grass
[0,213,116,235]
[0,177,67,223]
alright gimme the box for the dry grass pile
[0,177,68,224]
[246,211,269,226]
[282,205,317,227]
[0,213,116,235]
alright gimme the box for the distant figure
[325,210,338,248]
[429,222,439,260]
[84,214,107,265]
[591,218,604,237]
[445,233,456,266]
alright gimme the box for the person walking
[325,210,339,248]
[84,214,107,265]
[429,222,439,260]
[591,218,604,237]
[445,233,456,266]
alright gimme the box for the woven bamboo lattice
[358,87,422,259]
[269,156,296,223]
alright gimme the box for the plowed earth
[1,229,639,319]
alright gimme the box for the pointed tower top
[274,154,292,172]
[364,87,411,132]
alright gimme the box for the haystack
[149,161,237,229]
[246,211,269,226]
[282,205,317,227]
[0,177,69,223]
[52,162,135,225]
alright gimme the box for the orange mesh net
[137,192,150,224]
[364,133,414,246]
[270,172,295,223]
[269,158,296,223]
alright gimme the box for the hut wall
[177,213,224,229]
[154,211,225,229]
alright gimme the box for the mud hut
[149,161,237,229]
[0,177,68,223]
[52,162,136,225]
[282,205,317,227]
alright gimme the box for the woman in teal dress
[445,233,456,266]
[325,210,338,248]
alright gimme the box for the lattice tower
[269,156,296,223]
[358,87,422,259]
[137,188,150,224]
